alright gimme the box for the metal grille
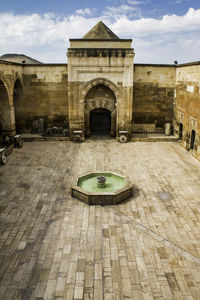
[132,131,147,138]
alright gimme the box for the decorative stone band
[67,48,134,58]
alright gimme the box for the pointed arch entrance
[83,79,118,137]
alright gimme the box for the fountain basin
[71,172,132,205]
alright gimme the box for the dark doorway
[179,123,183,140]
[190,130,196,150]
[90,108,111,136]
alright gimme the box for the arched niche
[13,79,23,133]
[84,84,116,137]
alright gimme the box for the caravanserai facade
[0,22,200,158]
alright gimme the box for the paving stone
[0,141,200,299]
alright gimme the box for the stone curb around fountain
[71,171,133,205]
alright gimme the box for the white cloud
[103,4,141,19]
[111,8,200,36]
[75,8,96,16]
[126,0,142,5]
[0,8,199,64]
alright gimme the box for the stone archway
[0,80,11,132]
[13,78,23,133]
[83,80,118,137]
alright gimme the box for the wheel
[63,129,69,136]
[119,135,127,143]
[74,135,81,142]
[58,127,63,134]
[52,127,58,134]
[47,128,52,135]
[1,153,7,165]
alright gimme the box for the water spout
[97,175,106,188]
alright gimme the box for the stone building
[0,21,200,159]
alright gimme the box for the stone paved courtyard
[0,140,200,300]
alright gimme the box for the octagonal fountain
[71,172,132,205]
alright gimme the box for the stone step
[131,134,178,142]
[21,133,70,142]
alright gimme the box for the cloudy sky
[0,0,200,64]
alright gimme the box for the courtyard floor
[0,140,200,300]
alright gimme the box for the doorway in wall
[90,108,111,136]
[190,130,196,150]
[179,123,183,140]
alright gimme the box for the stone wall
[2,58,200,148]
[20,64,68,130]
[174,62,200,159]
[0,61,23,136]
[133,64,176,132]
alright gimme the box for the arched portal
[84,84,116,137]
[90,108,111,135]
[13,79,23,133]
[0,80,10,135]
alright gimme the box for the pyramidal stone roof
[82,21,120,40]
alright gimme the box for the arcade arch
[13,78,23,133]
[0,80,10,132]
